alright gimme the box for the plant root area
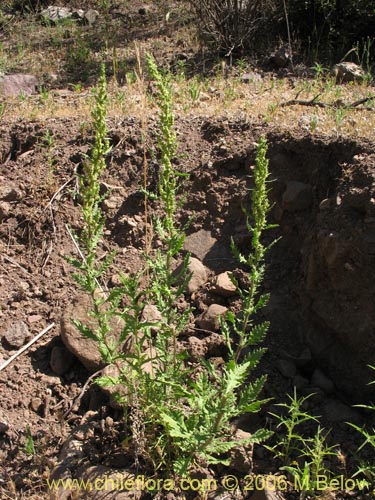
[1,116,375,499]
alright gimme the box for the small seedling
[24,425,36,456]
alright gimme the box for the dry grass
[1,2,374,141]
[1,72,375,142]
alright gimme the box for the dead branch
[280,93,375,111]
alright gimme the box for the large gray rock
[183,229,231,270]
[60,294,124,372]
[184,230,217,261]
[0,74,38,97]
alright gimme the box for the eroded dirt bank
[1,116,375,498]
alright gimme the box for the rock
[186,257,207,293]
[2,321,30,349]
[50,345,74,375]
[0,74,38,97]
[276,359,296,379]
[311,368,335,394]
[41,6,99,26]
[102,197,121,212]
[230,428,253,473]
[212,272,237,297]
[184,230,217,261]
[41,6,72,23]
[282,181,313,211]
[60,293,124,372]
[196,304,228,332]
[0,201,10,220]
[0,183,22,201]
[184,229,231,269]
[30,397,42,412]
[322,399,362,424]
[84,9,99,25]
[334,62,365,83]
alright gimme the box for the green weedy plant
[69,57,274,478]
[268,390,339,498]
[349,365,375,485]
[267,390,319,466]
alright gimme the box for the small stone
[0,201,11,219]
[184,229,229,264]
[187,257,207,293]
[282,181,313,211]
[2,321,30,349]
[102,197,120,212]
[212,272,237,297]
[41,6,73,23]
[276,359,296,379]
[50,345,74,375]
[30,397,42,412]
[27,315,42,324]
[196,304,228,332]
[311,368,335,394]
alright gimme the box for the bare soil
[0,115,375,499]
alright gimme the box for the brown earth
[0,114,375,499]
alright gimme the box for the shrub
[188,0,277,56]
